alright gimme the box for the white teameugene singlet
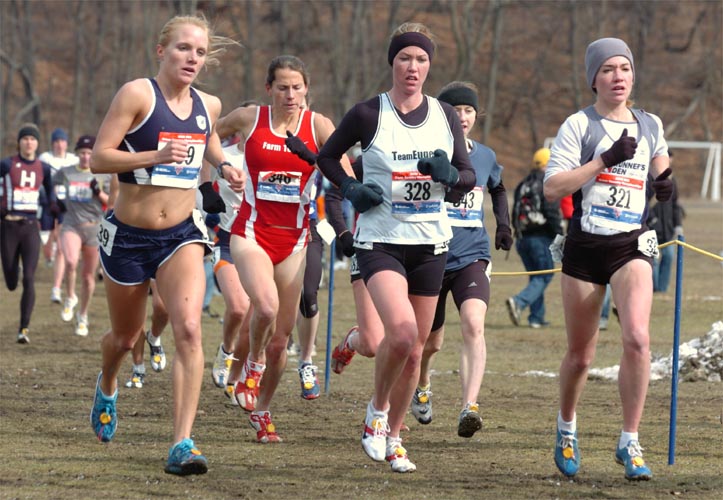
[546,109,667,236]
[356,93,454,246]
[216,143,245,232]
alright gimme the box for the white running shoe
[212,344,235,388]
[75,314,89,337]
[361,401,389,462]
[50,287,62,304]
[61,295,78,322]
[125,371,145,389]
[146,330,167,372]
[386,436,416,473]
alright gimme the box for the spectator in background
[39,128,78,304]
[507,147,562,328]
[647,150,683,293]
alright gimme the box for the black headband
[387,32,434,65]
[437,86,479,112]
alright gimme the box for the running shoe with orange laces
[234,360,265,412]
[249,410,282,443]
[331,326,359,374]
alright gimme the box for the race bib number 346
[257,171,302,203]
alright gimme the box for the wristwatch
[216,161,232,179]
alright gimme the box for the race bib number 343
[152,132,206,188]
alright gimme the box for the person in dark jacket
[506,147,562,328]
[646,150,683,292]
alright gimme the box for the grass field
[1,198,721,499]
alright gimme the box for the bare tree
[1,0,41,137]
[446,0,492,82]
[482,0,504,143]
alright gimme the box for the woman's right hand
[600,128,637,168]
[156,140,190,165]
[340,177,383,213]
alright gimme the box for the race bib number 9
[446,186,483,227]
[257,171,302,203]
[152,132,206,188]
[391,171,443,222]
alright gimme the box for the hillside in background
[2,0,721,195]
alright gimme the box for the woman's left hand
[224,165,246,192]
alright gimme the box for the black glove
[199,181,226,214]
[338,231,355,257]
[417,149,459,186]
[90,178,101,197]
[444,187,465,204]
[652,168,673,202]
[600,128,637,168]
[285,131,317,165]
[495,224,513,251]
[340,177,383,213]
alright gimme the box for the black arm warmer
[324,186,350,236]
[488,181,511,229]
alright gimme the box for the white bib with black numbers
[256,171,302,203]
[446,186,484,228]
[12,187,39,211]
[583,136,649,233]
[152,132,207,189]
[390,170,444,221]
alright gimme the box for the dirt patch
[1,200,721,499]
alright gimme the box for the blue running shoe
[90,372,117,442]
[298,363,320,400]
[164,438,208,476]
[615,440,652,481]
[554,427,579,477]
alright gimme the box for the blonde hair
[391,22,436,50]
[158,14,238,68]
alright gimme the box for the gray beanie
[585,37,635,91]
